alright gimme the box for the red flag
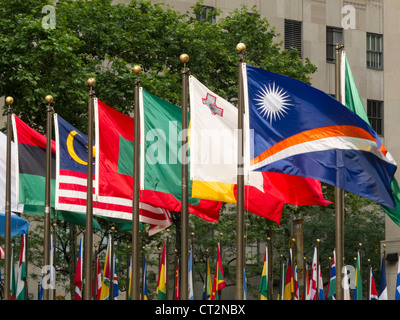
[211,243,225,300]
[73,236,83,300]
[92,255,102,300]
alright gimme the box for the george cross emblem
[202,93,224,117]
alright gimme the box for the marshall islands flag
[243,64,397,209]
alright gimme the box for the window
[196,5,216,23]
[367,33,383,70]
[285,19,302,58]
[367,100,384,135]
[326,27,343,63]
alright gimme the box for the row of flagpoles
[1,42,397,301]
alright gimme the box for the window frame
[367,99,384,136]
[366,33,384,70]
[284,19,303,58]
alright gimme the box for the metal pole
[132,65,142,300]
[4,96,13,300]
[335,44,345,300]
[110,228,114,300]
[236,42,246,300]
[180,53,189,300]
[83,77,95,300]
[43,95,53,300]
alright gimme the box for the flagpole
[43,94,54,300]
[4,96,13,300]
[132,65,142,300]
[236,42,246,300]
[83,77,95,300]
[335,44,345,300]
[180,53,189,300]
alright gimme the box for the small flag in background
[211,243,225,300]
[327,250,336,300]
[174,259,179,300]
[157,242,167,300]
[202,259,212,300]
[16,234,26,300]
[308,247,317,300]
[112,253,119,299]
[0,246,4,259]
[73,235,83,300]
[369,267,378,300]
[259,247,268,300]
[189,247,194,300]
[396,256,400,300]
[318,265,324,300]
[378,255,388,300]
[354,251,363,300]
[143,256,148,300]
[283,249,294,300]
[94,254,102,300]
[100,237,111,300]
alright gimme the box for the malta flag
[244,63,397,209]
[189,76,330,225]
[211,243,225,300]
[73,235,83,300]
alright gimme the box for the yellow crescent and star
[66,130,95,165]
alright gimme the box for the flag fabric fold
[211,243,225,300]
[283,249,293,300]
[15,234,26,300]
[259,247,268,300]
[369,267,378,300]
[354,251,363,300]
[378,255,388,300]
[244,63,397,209]
[73,235,83,300]
[327,250,336,300]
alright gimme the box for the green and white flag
[341,51,400,226]
[16,234,26,300]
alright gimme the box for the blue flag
[244,64,397,209]
[396,256,400,300]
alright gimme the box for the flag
[327,250,336,300]
[308,247,317,300]
[354,251,363,300]
[283,249,293,300]
[143,256,148,300]
[12,115,100,229]
[243,268,247,300]
[174,259,179,300]
[211,243,225,300]
[243,63,397,209]
[94,254,102,300]
[0,246,4,259]
[259,247,268,300]
[188,247,194,300]
[369,267,378,300]
[157,241,167,300]
[396,256,400,300]
[302,264,310,300]
[343,265,351,300]
[294,264,299,300]
[202,259,212,300]
[10,248,16,300]
[137,89,222,222]
[55,113,170,235]
[100,237,112,300]
[378,255,388,300]
[94,98,216,231]
[189,76,330,224]
[318,265,324,300]
[112,253,119,299]
[15,234,26,300]
[341,51,400,226]
[0,131,23,214]
[73,235,83,300]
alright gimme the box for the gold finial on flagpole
[180,53,189,64]
[87,77,96,87]
[5,96,13,105]
[236,43,246,53]
[133,65,142,74]
[45,95,53,104]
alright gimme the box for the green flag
[16,234,26,300]
[327,250,336,300]
[354,251,363,300]
[259,247,268,299]
[342,51,400,226]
